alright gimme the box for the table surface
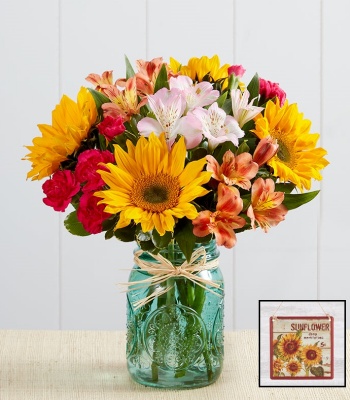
[0,330,348,400]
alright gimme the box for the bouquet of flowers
[23,55,329,388]
[24,55,328,259]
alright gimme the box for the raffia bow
[124,246,223,309]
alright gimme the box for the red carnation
[42,170,80,212]
[259,78,286,105]
[77,192,111,234]
[98,115,125,141]
[75,149,114,193]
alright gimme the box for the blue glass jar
[126,239,224,389]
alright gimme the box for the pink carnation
[259,78,286,105]
[228,65,246,77]
[98,115,125,141]
[77,192,111,234]
[75,149,114,193]
[42,170,80,212]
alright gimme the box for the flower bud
[253,137,279,166]
[228,65,246,77]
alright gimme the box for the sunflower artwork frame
[270,316,334,380]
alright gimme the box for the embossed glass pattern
[126,240,224,389]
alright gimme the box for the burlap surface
[0,330,348,399]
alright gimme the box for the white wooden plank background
[0,0,348,331]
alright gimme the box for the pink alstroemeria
[169,75,219,113]
[247,178,288,233]
[231,89,264,128]
[137,87,203,149]
[253,137,279,166]
[190,102,244,151]
[102,77,147,121]
[206,150,258,190]
[192,183,246,248]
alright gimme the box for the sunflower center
[143,185,168,204]
[306,350,317,360]
[288,362,299,372]
[131,173,181,213]
[285,341,298,354]
[270,128,295,167]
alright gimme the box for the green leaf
[275,182,296,194]
[236,140,250,155]
[154,64,169,92]
[216,91,228,108]
[190,147,208,161]
[194,233,213,243]
[310,366,324,377]
[246,73,260,103]
[283,190,320,210]
[221,98,233,115]
[152,229,172,249]
[296,329,303,338]
[213,141,237,163]
[88,88,110,112]
[64,211,91,236]
[174,218,197,262]
[114,224,136,242]
[124,55,135,79]
[139,240,156,252]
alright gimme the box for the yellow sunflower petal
[96,130,210,235]
[253,99,328,191]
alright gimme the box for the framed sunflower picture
[270,316,334,379]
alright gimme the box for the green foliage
[216,91,228,108]
[64,211,91,236]
[154,64,169,92]
[190,147,208,161]
[152,229,172,249]
[174,218,197,262]
[283,190,320,210]
[212,141,237,163]
[114,223,137,242]
[221,98,233,115]
[236,140,250,155]
[124,55,135,79]
[246,73,260,104]
[88,88,110,116]
[310,366,324,377]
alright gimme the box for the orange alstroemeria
[206,150,258,190]
[86,70,114,95]
[116,57,166,97]
[101,77,147,121]
[247,178,287,232]
[192,183,246,248]
[252,136,279,166]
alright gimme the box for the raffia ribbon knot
[123,246,223,309]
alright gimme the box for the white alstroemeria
[169,75,220,113]
[231,89,264,128]
[137,87,203,149]
[190,102,245,151]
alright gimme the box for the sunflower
[253,99,329,191]
[286,360,302,376]
[95,133,212,236]
[24,87,97,180]
[170,55,230,87]
[273,358,284,375]
[299,344,322,366]
[277,333,302,360]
